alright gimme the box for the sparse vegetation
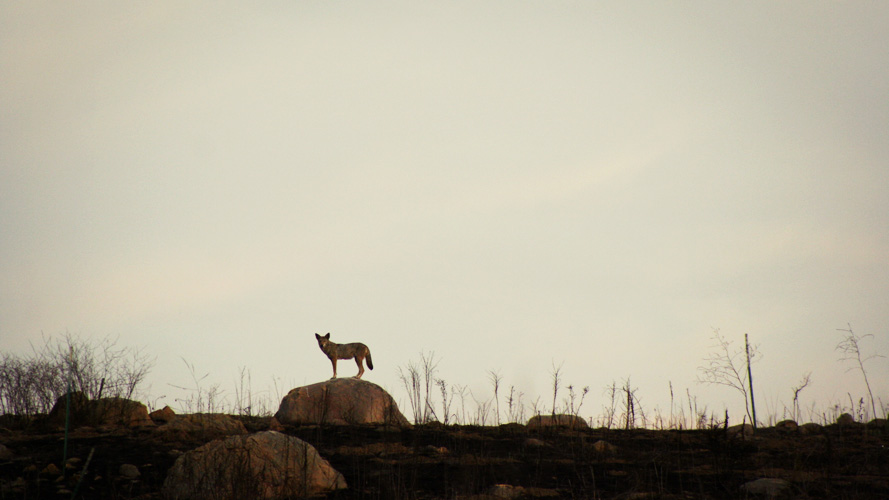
[836,323,885,420]
[1,331,887,499]
[0,332,153,415]
[697,328,761,427]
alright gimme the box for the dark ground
[1,416,887,499]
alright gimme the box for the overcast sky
[2,1,888,424]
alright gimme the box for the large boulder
[275,378,410,427]
[163,431,346,499]
[47,392,152,428]
[527,414,589,429]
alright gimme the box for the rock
[149,406,176,424]
[727,423,754,440]
[275,378,410,427]
[162,430,346,499]
[95,397,153,427]
[526,414,589,429]
[775,419,798,432]
[0,443,12,460]
[10,477,26,491]
[498,423,526,433]
[41,463,61,477]
[47,392,152,428]
[836,413,855,425]
[488,484,559,498]
[490,484,524,498]
[741,477,791,496]
[268,417,284,432]
[592,440,617,453]
[800,423,823,435]
[46,391,90,425]
[524,438,547,448]
[119,464,140,480]
[155,414,247,441]
[866,418,887,429]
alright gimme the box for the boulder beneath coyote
[275,378,410,427]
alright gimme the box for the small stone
[741,478,791,496]
[727,423,754,440]
[524,438,547,448]
[592,440,617,453]
[837,413,855,425]
[800,422,823,435]
[490,484,524,498]
[10,477,26,491]
[149,406,176,424]
[119,464,140,479]
[775,419,798,432]
[41,463,61,477]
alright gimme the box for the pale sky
[2,2,888,424]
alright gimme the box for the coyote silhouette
[315,332,374,379]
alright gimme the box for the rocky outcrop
[800,422,823,435]
[775,419,798,432]
[46,392,152,428]
[162,431,346,499]
[837,413,855,426]
[154,413,247,441]
[727,423,754,440]
[275,378,410,427]
[527,414,589,429]
[149,405,176,424]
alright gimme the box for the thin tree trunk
[745,334,757,429]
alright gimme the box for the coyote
[314,332,374,379]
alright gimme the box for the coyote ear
[314,333,320,340]
[324,333,331,339]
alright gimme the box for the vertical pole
[63,346,73,476]
[745,334,757,430]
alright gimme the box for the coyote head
[315,332,331,348]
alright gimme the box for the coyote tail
[366,350,374,370]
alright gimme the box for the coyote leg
[354,357,365,379]
[330,358,338,379]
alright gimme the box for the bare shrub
[836,324,884,420]
[170,358,224,414]
[786,372,812,422]
[397,359,422,423]
[397,351,439,424]
[0,332,153,415]
[600,380,618,429]
[620,377,644,429]
[506,385,525,423]
[488,369,502,425]
[697,328,760,426]
[550,361,563,416]
[564,384,589,421]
